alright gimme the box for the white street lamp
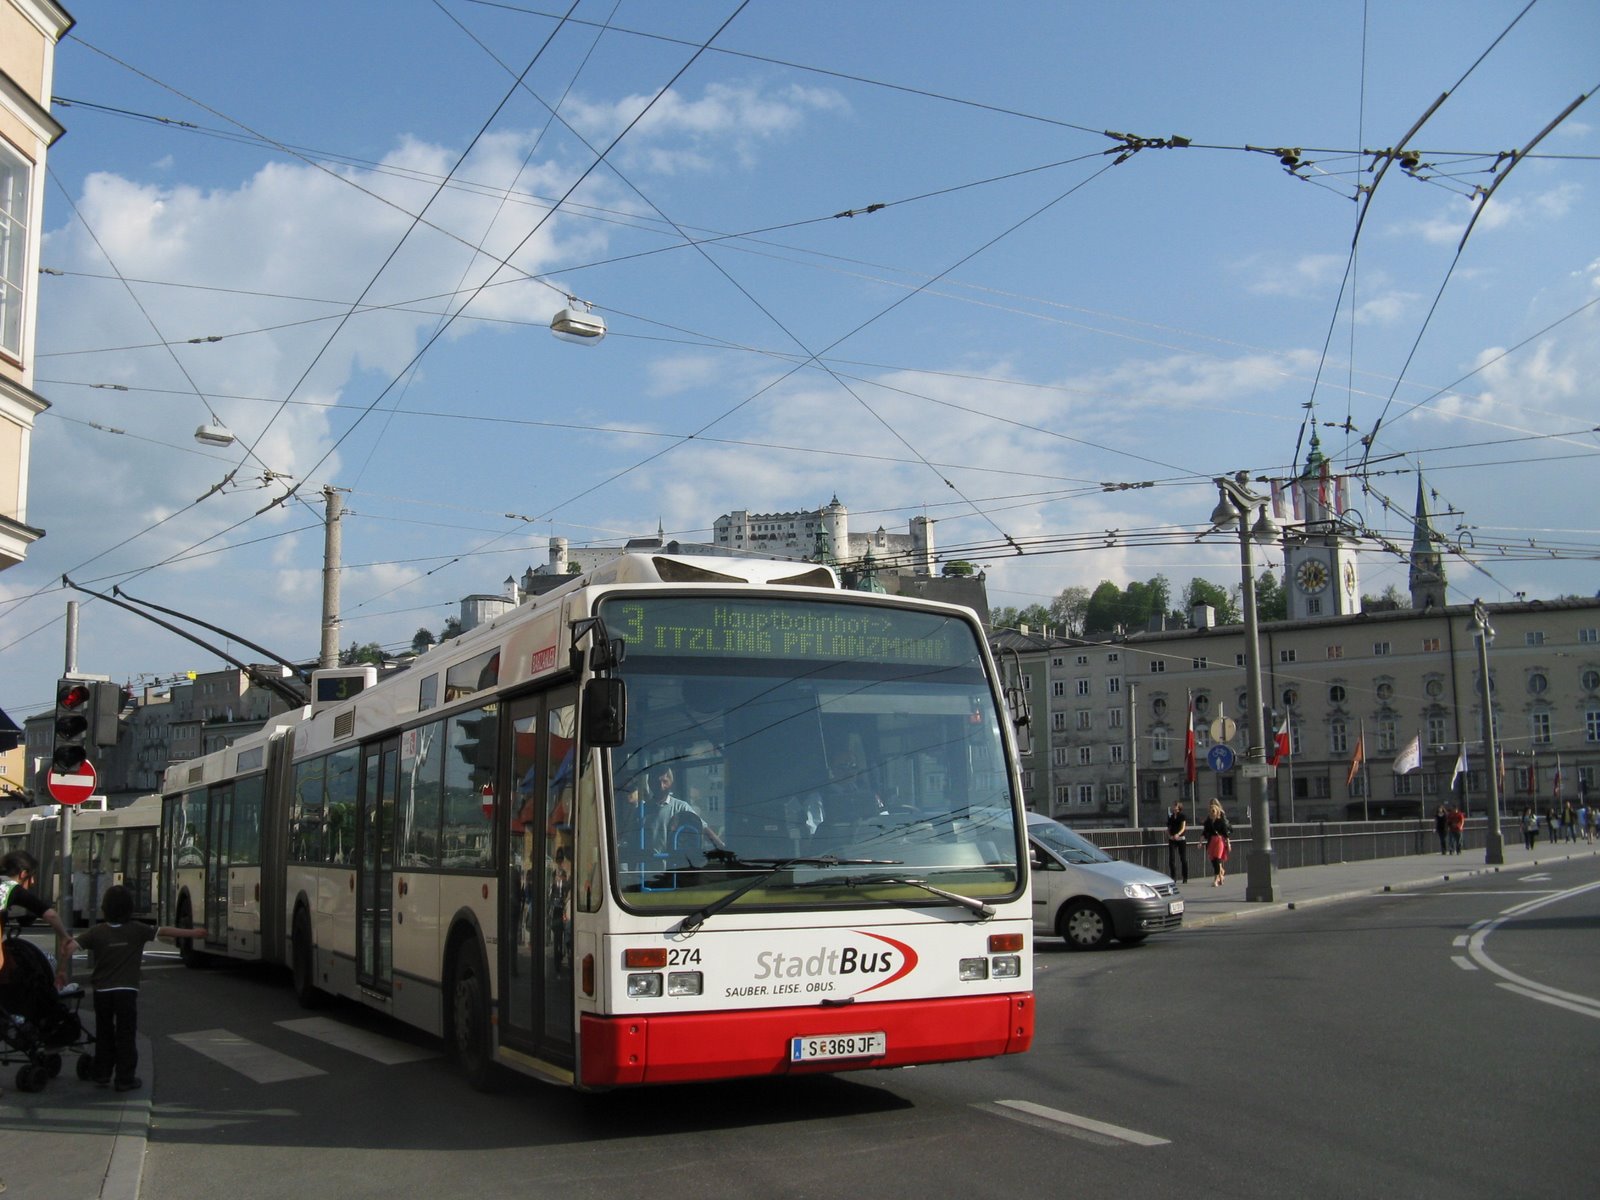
[1210,471,1278,901]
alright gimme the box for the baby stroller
[0,927,92,1092]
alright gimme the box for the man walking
[1166,799,1189,884]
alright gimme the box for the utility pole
[61,602,78,970]
[1474,601,1505,865]
[320,487,343,669]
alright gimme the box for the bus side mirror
[583,677,627,747]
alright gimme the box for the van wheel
[1060,900,1112,950]
[449,941,497,1092]
[291,908,327,1009]
[176,899,206,968]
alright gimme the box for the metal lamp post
[1472,600,1505,865]
[1211,472,1278,902]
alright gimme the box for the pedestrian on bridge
[1166,800,1189,884]
[1521,807,1538,851]
[1203,800,1231,888]
[1434,803,1449,855]
[1446,804,1466,855]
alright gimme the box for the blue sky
[4,0,1597,724]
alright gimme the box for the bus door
[205,785,231,944]
[357,737,399,994]
[500,687,577,1066]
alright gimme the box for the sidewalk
[3,839,1597,1199]
[1175,837,1600,928]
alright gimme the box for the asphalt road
[106,855,1600,1198]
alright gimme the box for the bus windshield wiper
[677,854,901,934]
[798,874,994,920]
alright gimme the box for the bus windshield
[598,595,1022,913]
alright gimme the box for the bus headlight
[627,973,663,998]
[667,971,703,997]
[959,957,989,981]
[991,955,1022,978]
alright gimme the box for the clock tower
[1284,433,1361,622]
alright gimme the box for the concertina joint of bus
[158,553,1036,1089]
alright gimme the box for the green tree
[341,641,385,666]
[1360,583,1407,611]
[440,616,463,641]
[1083,580,1124,635]
[411,627,436,655]
[942,559,977,577]
[1048,586,1090,637]
[1254,569,1287,622]
[991,603,1051,631]
[1185,577,1237,623]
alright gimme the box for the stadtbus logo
[753,932,918,995]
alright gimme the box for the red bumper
[579,992,1033,1087]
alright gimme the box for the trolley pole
[1474,601,1505,865]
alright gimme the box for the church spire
[1408,473,1447,610]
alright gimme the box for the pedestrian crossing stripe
[170,1019,437,1083]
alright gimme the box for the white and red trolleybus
[159,554,1034,1088]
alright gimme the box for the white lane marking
[276,1017,437,1064]
[170,1029,326,1083]
[992,1099,1170,1146]
[1496,982,1600,1019]
[1519,874,1552,883]
[1464,879,1600,1020]
[1452,935,1469,948]
[1451,956,1478,971]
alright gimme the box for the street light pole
[1212,472,1277,902]
[1473,600,1505,865]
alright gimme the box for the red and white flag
[1184,691,1197,786]
[1269,710,1292,767]
[1346,728,1366,788]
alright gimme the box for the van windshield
[1031,819,1114,865]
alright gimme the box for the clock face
[1343,562,1357,595]
[1296,559,1329,594]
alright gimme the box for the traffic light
[51,677,120,773]
[52,679,94,773]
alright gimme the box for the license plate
[790,1032,887,1062]
[1169,899,1185,915]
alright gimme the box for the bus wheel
[450,941,496,1092]
[291,908,327,1009]
[176,899,206,968]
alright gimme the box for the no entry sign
[47,760,97,806]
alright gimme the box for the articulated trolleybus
[160,554,1034,1088]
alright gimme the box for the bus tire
[291,907,327,1009]
[176,898,207,968]
[449,939,496,1092]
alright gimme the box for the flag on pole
[1269,710,1292,766]
[1553,755,1563,803]
[1184,691,1197,787]
[1345,729,1366,788]
[1392,733,1422,775]
[1450,745,1468,789]
[1497,746,1506,791]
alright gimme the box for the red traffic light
[58,682,93,709]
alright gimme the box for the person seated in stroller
[0,850,76,988]
[1,851,84,1091]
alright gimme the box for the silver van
[1028,813,1184,949]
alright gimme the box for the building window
[1307,598,1322,616]
[1053,680,1066,697]
[1427,715,1447,746]
[1151,729,1170,760]
[1378,720,1397,752]
[1279,649,1297,663]
[1022,770,1035,789]
[1580,629,1598,644]
[1052,711,1068,732]
[1107,677,1121,694]
[1052,747,1070,767]
[1349,774,1366,797]
[1051,656,1064,668]
[1108,708,1124,729]
[1022,675,1033,692]
[1330,722,1347,754]
[1587,709,1600,743]
[1076,710,1092,731]
[4,140,38,349]
[1582,669,1600,692]
[1076,785,1094,806]
[1235,653,1246,667]
[1076,679,1090,696]
[1105,783,1126,806]
[1328,685,1346,704]
[1528,673,1548,695]
[1152,698,1167,717]
[1055,785,1073,809]
[1106,653,1119,663]
[1376,682,1394,702]
[1422,774,1439,795]
[1077,746,1093,766]
[1373,642,1391,656]
[1531,712,1551,744]
[1423,637,1441,651]
[1426,678,1445,698]
[1523,630,1544,646]
[1394,775,1413,796]
[1192,656,1208,669]
[1327,645,1342,659]
[1150,660,1166,673]
[1076,655,1089,666]
[1109,744,1125,764]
